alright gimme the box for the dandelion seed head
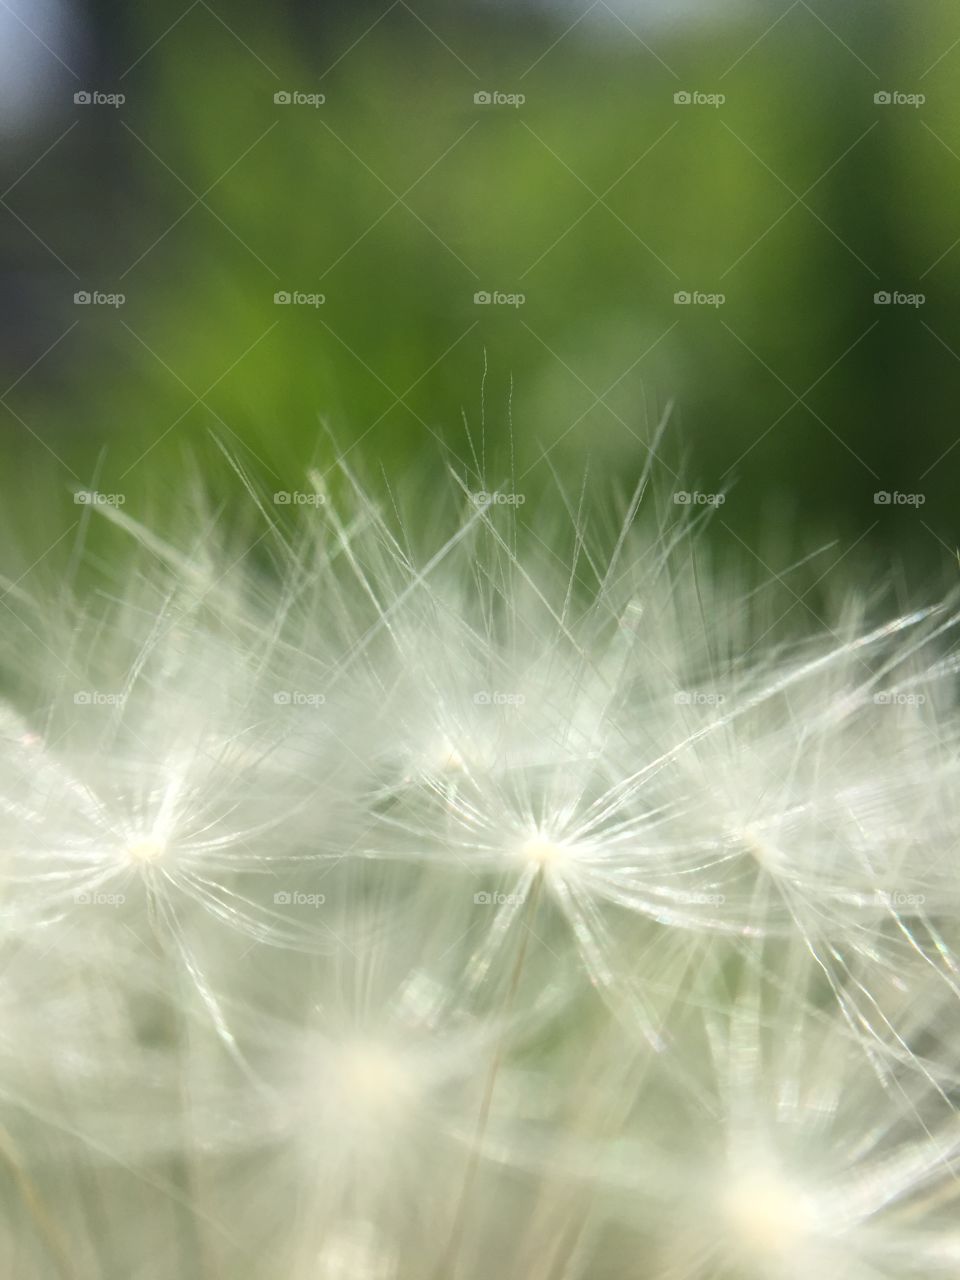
[435,738,467,774]
[3,458,960,1276]
[334,1039,414,1114]
[315,1221,395,1280]
[733,823,784,873]
[125,836,166,865]
[720,1168,818,1263]
[518,831,573,869]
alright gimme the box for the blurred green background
[1,0,959,581]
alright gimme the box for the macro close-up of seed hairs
[2,2,960,1277]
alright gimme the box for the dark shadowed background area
[1,0,958,590]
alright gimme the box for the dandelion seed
[1,459,958,1277]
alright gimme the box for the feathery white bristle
[0,464,959,1277]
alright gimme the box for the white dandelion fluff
[609,941,960,1279]
[1,457,958,1278]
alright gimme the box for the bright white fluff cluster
[1,462,960,1279]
